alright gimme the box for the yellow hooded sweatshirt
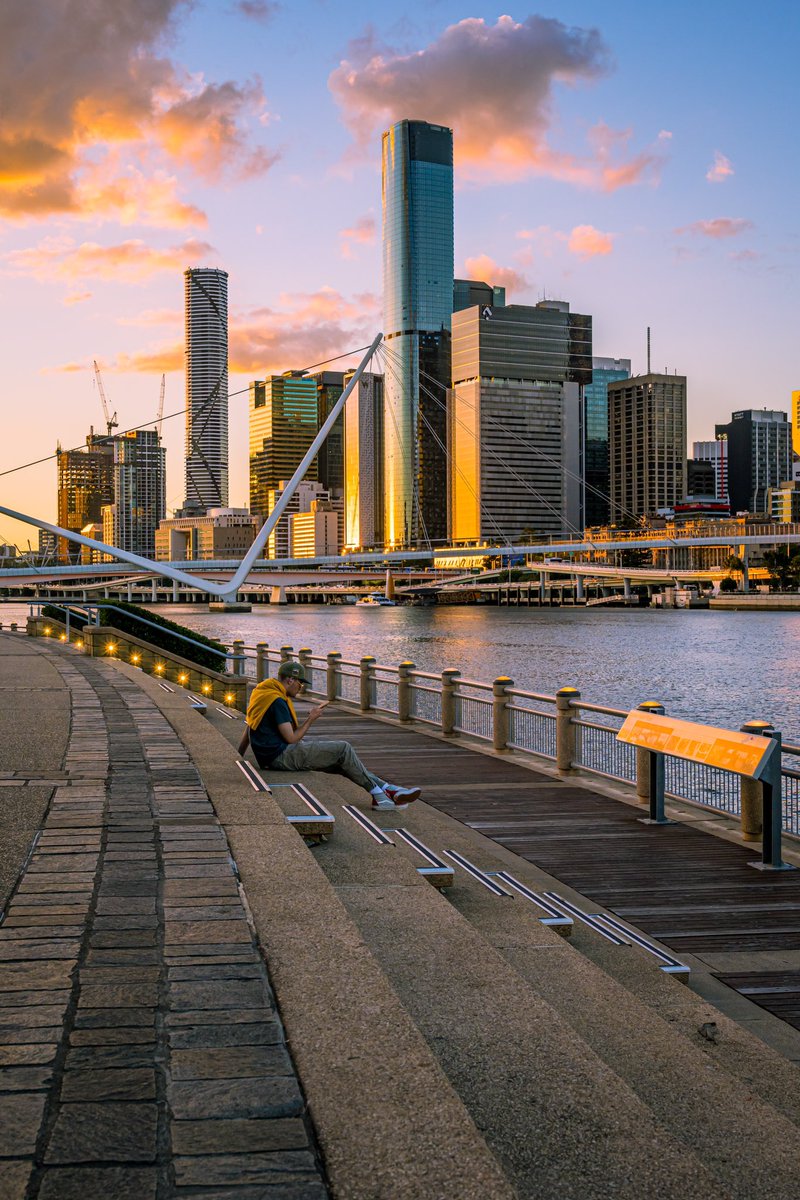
[245,678,298,732]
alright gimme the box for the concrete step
[431,813,800,1200]
[295,778,729,1200]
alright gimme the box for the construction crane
[157,374,165,439]
[92,360,118,438]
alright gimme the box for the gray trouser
[270,739,388,795]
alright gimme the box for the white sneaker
[371,791,396,811]
[385,785,421,808]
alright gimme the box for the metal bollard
[441,669,461,737]
[360,656,376,712]
[740,720,771,841]
[742,722,793,871]
[636,701,665,806]
[326,652,341,702]
[556,687,580,773]
[255,642,269,683]
[492,677,513,752]
[398,661,415,722]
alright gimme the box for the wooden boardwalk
[322,705,800,1035]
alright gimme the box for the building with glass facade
[692,439,729,501]
[449,301,591,542]
[608,374,687,521]
[249,374,320,521]
[584,357,630,526]
[307,371,345,495]
[112,429,166,559]
[56,432,114,564]
[792,391,800,457]
[155,508,258,561]
[715,409,792,515]
[453,279,506,313]
[343,371,384,552]
[184,267,229,512]
[382,119,454,548]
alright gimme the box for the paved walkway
[0,637,326,1200]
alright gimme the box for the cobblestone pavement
[0,645,328,1199]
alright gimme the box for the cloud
[0,1,275,221]
[234,0,279,21]
[676,218,753,239]
[729,249,760,263]
[3,235,216,283]
[106,288,381,376]
[330,15,661,189]
[463,254,529,296]
[117,307,182,327]
[706,151,734,183]
[63,291,92,305]
[567,224,614,258]
[339,213,377,258]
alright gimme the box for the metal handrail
[33,601,228,662]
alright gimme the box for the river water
[5,600,796,739]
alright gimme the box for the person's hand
[307,705,327,723]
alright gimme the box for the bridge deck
[320,705,800,1043]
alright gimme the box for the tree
[724,554,744,576]
[719,576,738,593]
[762,549,800,591]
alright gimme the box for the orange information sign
[617,711,776,779]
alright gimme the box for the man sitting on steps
[238,660,421,811]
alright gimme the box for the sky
[1,0,798,550]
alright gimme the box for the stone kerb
[28,615,247,711]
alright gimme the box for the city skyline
[0,0,797,549]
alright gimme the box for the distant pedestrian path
[0,634,326,1198]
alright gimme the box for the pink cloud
[3,236,216,284]
[330,16,661,190]
[63,290,92,306]
[676,218,753,239]
[567,224,614,259]
[339,214,377,258]
[463,254,529,296]
[706,151,734,183]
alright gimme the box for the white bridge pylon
[0,334,383,601]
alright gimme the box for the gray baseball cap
[277,661,306,682]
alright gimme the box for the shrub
[42,603,89,629]
[718,577,738,593]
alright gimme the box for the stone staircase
[134,670,800,1199]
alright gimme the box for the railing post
[740,720,772,842]
[360,655,376,712]
[636,701,665,805]
[280,644,293,666]
[298,647,313,690]
[492,676,513,752]
[556,687,580,773]
[255,642,269,683]
[326,652,341,702]
[398,661,415,723]
[231,639,245,676]
[441,669,461,737]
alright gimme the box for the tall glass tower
[184,267,229,512]
[382,120,454,548]
[584,357,631,526]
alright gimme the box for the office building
[56,433,114,564]
[382,119,454,547]
[184,266,229,511]
[37,529,58,563]
[608,374,687,521]
[308,371,345,494]
[692,438,729,501]
[112,429,166,559]
[343,371,384,551]
[686,458,717,499]
[792,391,800,456]
[584,357,631,526]
[264,481,338,559]
[453,278,506,314]
[714,409,792,515]
[249,374,319,521]
[155,508,258,561]
[450,301,591,542]
[289,501,339,558]
[769,480,800,522]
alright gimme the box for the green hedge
[44,600,227,672]
[42,604,88,629]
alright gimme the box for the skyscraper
[382,120,454,548]
[791,391,800,456]
[608,374,687,521]
[249,374,319,521]
[56,433,114,564]
[692,439,729,501]
[715,409,792,514]
[449,301,591,542]
[584,357,631,526]
[184,267,229,511]
[112,429,166,558]
[308,371,345,495]
[343,371,384,551]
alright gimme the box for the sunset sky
[1,0,797,549]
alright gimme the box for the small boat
[355,593,396,607]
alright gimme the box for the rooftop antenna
[647,327,651,374]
